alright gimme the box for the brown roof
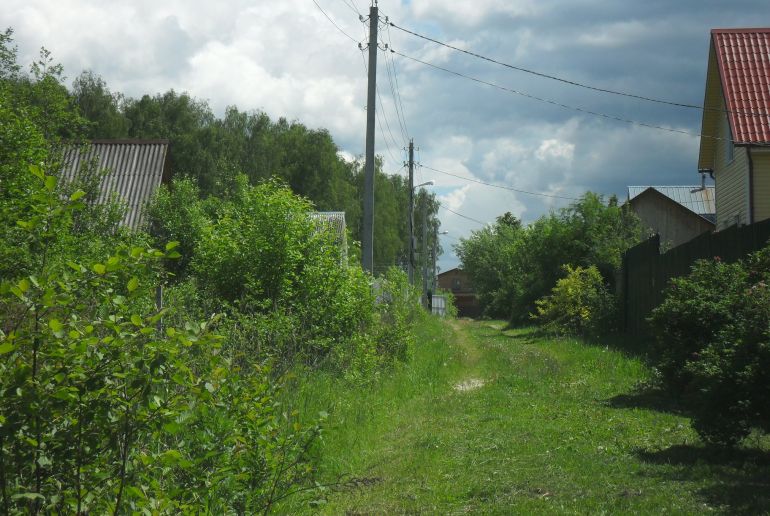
[711,28,770,143]
[60,140,170,230]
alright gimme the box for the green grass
[279,318,770,514]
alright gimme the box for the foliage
[650,248,770,445]
[0,36,325,512]
[72,71,129,139]
[0,163,320,512]
[372,267,422,366]
[145,177,210,280]
[0,29,427,512]
[456,193,641,323]
[69,73,441,269]
[648,258,747,391]
[532,264,616,337]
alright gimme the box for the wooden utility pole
[362,4,378,273]
[407,139,415,285]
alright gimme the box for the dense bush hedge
[650,247,770,445]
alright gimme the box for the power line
[381,23,410,143]
[376,85,405,151]
[391,48,753,145]
[421,164,580,201]
[437,201,488,226]
[337,0,361,16]
[389,21,770,119]
[311,0,360,44]
[382,44,409,143]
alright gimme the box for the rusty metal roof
[628,186,716,222]
[60,140,170,230]
[711,28,770,143]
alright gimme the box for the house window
[452,278,461,291]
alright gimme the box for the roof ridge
[711,28,770,34]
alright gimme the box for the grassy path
[287,317,770,514]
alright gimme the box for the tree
[457,193,641,323]
[72,71,129,138]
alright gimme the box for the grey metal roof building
[628,186,716,223]
[627,186,716,249]
[60,140,170,230]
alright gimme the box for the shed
[628,186,715,249]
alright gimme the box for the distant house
[698,28,770,230]
[60,139,171,230]
[437,267,480,318]
[627,186,715,249]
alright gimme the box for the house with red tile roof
[698,28,770,230]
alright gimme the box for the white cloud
[535,138,575,161]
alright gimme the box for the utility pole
[361,3,378,273]
[422,198,429,309]
[407,139,414,285]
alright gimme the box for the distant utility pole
[422,199,429,308]
[361,4,378,273]
[407,139,415,285]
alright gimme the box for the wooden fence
[621,218,770,334]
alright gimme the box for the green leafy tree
[71,71,129,138]
[456,193,641,323]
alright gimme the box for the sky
[4,0,770,272]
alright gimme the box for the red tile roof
[711,28,770,143]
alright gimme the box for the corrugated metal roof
[712,28,770,143]
[60,140,169,230]
[628,186,716,220]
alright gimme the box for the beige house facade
[698,28,770,230]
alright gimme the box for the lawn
[280,317,770,514]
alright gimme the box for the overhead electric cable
[376,85,405,150]
[422,165,579,201]
[382,45,410,143]
[389,21,770,118]
[338,0,361,16]
[391,49,758,145]
[437,201,488,226]
[312,0,360,43]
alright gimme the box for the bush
[0,166,320,512]
[650,249,770,445]
[531,264,616,337]
[373,267,421,364]
[649,258,748,392]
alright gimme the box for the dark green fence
[622,218,770,334]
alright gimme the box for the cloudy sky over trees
[5,0,769,269]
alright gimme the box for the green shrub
[374,267,421,364]
[0,166,320,512]
[650,248,770,445]
[531,264,616,337]
[649,258,748,392]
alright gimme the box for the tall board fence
[622,218,770,334]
